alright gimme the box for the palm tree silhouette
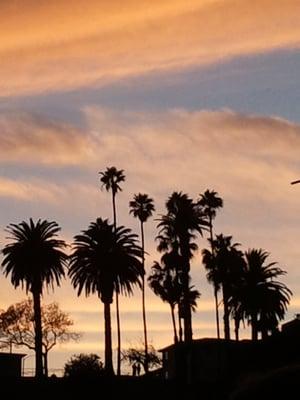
[148,259,200,345]
[198,189,223,339]
[237,249,292,340]
[157,192,207,342]
[129,193,155,373]
[99,166,125,375]
[69,218,143,375]
[202,234,245,340]
[1,219,67,378]
[148,261,180,344]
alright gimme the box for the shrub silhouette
[64,353,104,378]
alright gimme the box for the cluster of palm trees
[0,166,292,379]
[202,236,291,342]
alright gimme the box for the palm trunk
[214,288,220,339]
[209,216,220,340]
[171,305,178,344]
[112,191,121,376]
[178,306,183,342]
[104,301,114,375]
[181,239,192,343]
[141,221,149,373]
[222,285,231,340]
[251,313,258,341]
[115,292,121,375]
[32,290,43,378]
[234,316,239,341]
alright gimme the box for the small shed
[0,352,26,378]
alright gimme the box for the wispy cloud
[0,112,94,165]
[1,107,300,210]
[1,0,299,96]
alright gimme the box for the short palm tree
[99,166,125,375]
[198,189,223,339]
[129,193,155,373]
[239,249,292,340]
[148,261,180,344]
[1,219,67,378]
[148,260,200,345]
[68,218,143,375]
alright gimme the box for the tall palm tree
[129,193,155,373]
[198,189,223,339]
[157,192,207,342]
[202,234,245,340]
[68,218,143,374]
[1,219,67,378]
[238,249,292,340]
[99,166,125,375]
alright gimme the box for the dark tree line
[0,166,292,378]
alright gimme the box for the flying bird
[291,180,300,185]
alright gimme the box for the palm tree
[68,218,143,374]
[148,261,180,344]
[157,192,207,342]
[129,193,155,373]
[1,219,67,378]
[198,190,223,339]
[148,260,200,345]
[202,234,245,340]
[99,166,125,375]
[238,249,292,340]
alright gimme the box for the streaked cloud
[0,112,93,165]
[1,0,299,96]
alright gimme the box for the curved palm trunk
[32,290,44,378]
[112,191,121,376]
[104,301,114,375]
[170,305,178,344]
[141,221,149,373]
[209,215,220,340]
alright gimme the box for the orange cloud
[0,112,93,165]
[1,0,299,95]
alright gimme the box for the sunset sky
[1,0,300,374]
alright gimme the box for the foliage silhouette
[202,234,245,339]
[231,249,292,340]
[129,193,155,373]
[198,189,223,339]
[99,166,125,376]
[121,345,161,374]
[68,218,143,375]
[148,257,200,344]
[157,192,207,342]
[1,219,67,378]
[0,299,80,376]
[64,353,104,378]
